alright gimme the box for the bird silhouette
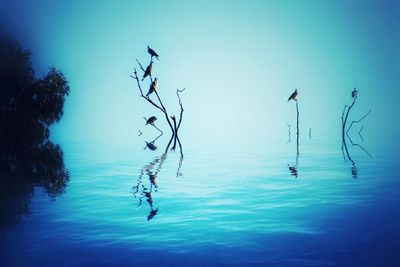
[352,88,358,98]
[287,89,298,102]
[142,61,153,81]
[145,141,157,151]
[146,78,158,97]
[144,116,157,125]
[147,46,159,60]
[147,207,159,221]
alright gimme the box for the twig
[176,88,185,131]
[346,109,372,135]
[359,125,365,142]
[135,58,146,72]
[151,123,163,135]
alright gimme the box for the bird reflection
[134,138,170,220]
[144,132,163,151]
[147,208,159,221]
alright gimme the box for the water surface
[1,136,399,267]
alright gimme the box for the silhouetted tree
[0,31,69,230]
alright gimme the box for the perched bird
[147,46,159,60]
[287,89,298,102]
[142,61,153,81]
[146,78,158,97]
[352,88,358,98]
[144,116,157,125]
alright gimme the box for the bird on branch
[146,78,158,97]
[147,46,159,60]
[144,116,157,125]
[352,88,358,98]
[142,61,153,81]
[287,89,298,102]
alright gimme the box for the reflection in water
[342,137,358,178]
[144,132,163,151]
[286,123,292,144]
[342,134,372,179]
[133,136,183,221]
[341,95,372,178]
[288,100,299,178]
[0,141,68,230]
[288,145,299,178]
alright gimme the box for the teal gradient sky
[1,0,399,147]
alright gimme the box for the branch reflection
[133,136,183,221]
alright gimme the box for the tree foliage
[0,31,69,151]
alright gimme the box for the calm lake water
[1,134,400,267]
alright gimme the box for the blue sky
[1,0,399,147]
